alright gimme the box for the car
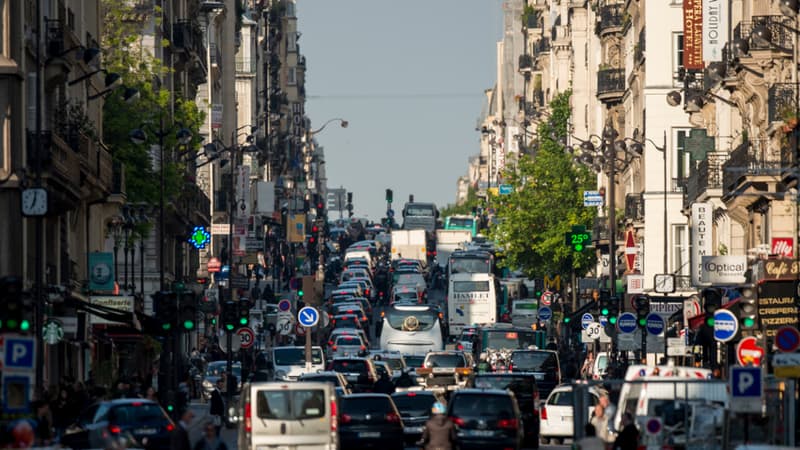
[447,388,523,450]
[327,328,370,354]
[391,285,422,305]
[332,303,369,325]
[297,371,352,395]
[331,313,363,330]
[202,361,242,399]
[391,391,439,446]
[271,346,326,381]
[539,384,606,445]
[341,268,372,284]
[370,351,407,379]
[510,349,561,399]
[474,372,541,448]
[393,273,427,295]
[330,287,365,300]
[330,357,378,392]
[416,350,474,392]
[331,334,368,358]
[335,282,364,298]
[339,394,405,450]
[60,399,175,450]
[403,354,425,369]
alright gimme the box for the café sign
[759,259,800,281]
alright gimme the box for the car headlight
[275,370,288,380]
[202,380,213,390]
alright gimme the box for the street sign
[538,306,552,321]
[713,309,739,343]
[625,230,637,272]
[298,306,320,327]
[645,417,663,436]
[583,190,603,206]
[499,184,513,195]
[775,326,800,353]
[3,336,35,371]
[729,366,763,413]
[541,291,553,306]
[645,313,665,336]
[278,299,292,312]
[207,257,222,273]
[586,323,603,340]
[295,322,306,336]
[277,311,293,336]
[774,352,800,377]
[617,312,638,334]
[237,327,255,349]
[599,315,608,327]
[218,331,242,353]
[581,313,595,330]
[736,336,765,367]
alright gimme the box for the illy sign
[701,255,747,285]
[691,203,713,286]
[771,237,794,258]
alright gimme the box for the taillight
[166,423,175,432]
[508,364,513,371]
[452,416,465,426]
[541,406,547,421]
[328,340,333,346]
[332,345,338,351]
[497,418,518,429]
[244,401,252,433]
[456,344,463,350]
[365,289,370,296]
[341,414,352,424]
[360,345,366,351]
[386,412,401,423]
[108,425,121,434]
[330,399,338,432]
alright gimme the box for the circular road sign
[581,313,595,330]
[645,417,663,436]
[237,327,255,349]
[713,309,739,343]
[538,306,553,321]
[736,336,765,366]
[617,312,638,334]
[295,322,306,336]
[775,326,800,353]
[298,306,320,327]
[278,299,292,312]
[599,315,608,327]
[645,313,665,336]
[541,291,553,306]
[586,323,603,340]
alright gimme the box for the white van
[238,381,338,450]
[271,346,326,381]
[510,298,538,329]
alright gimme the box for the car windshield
[450,394,513,418]
[474,376,533,395]
[335,336,362,346]
[425,354,466,368]
[391,393,436,417]
[385,309,437,332]
[449,257,491,274]
[380,357,405,370]
[205,364,240,377]
[452,280,490,292]
[448,217,474,228]
[274,348,323,365]
[108,404,168,424]
[483,330,538,350]
[511,351,557,371]
[396,274,424,285]
[404,355,425,367]
[256,389,326,420]
[405,205,435,217]
[332,359,367,373]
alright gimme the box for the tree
[439,186,481,217]
[489,90,597,278]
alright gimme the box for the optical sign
[188,226,211,249]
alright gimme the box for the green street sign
[565,229,592,252]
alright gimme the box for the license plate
[562,416,572,422]
[404,426,423,433]
[256,446,289,450]
[432,368,452,374]
[135,428,157,435]
[359,432,380,438]
[465,430,494,437]
[533,373,545,380]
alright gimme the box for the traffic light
[702,288,722,327]
[598,289,611,317]
[178,293,197,331]
[297,288,304,300]
[347,192,353,205]
[385,189,393,203]
[154,291,178,332]
[634,295,650,328]
[608,298,619,325]
[303,198,310,212]
[0,276,29,333]
[222,301,238,332]
[316,198,325,216]
[738,284,757,329]
[533,279,543,299]
[237,299,251,328]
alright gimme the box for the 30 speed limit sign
[586,323,603,340]
[237,327,255,349]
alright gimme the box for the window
[256,389,326,420]
[673,33,684,86]
[674,128,692,183]
[287,67,296,85]
[672,224,689,276]
[287,32,297,52]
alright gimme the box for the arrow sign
[298,306,320,327]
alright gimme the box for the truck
[391,229,428,264]
[444,215,478,236]
[401,202,439,233]
[447,272,498,336]
[435,229,472,268]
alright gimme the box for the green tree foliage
[101,1,205,210]
[440,186,481,217]
[489,91,596,278]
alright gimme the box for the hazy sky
[299,0,504,221]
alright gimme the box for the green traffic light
[743,317,755,328]
[20,320,30,331]
[563,317,571,323]
[225,323,235,331]
[638,318,647,327]
[298,290,304,297]
[183,320,195,330]
[601,308,609,316]
[239,317,248,326]
[706,317,715,327]
[167,405,174,412]
[162,323,172,331]
[211,318,217,325]
[7,319,18,329]
[609,316,617,325]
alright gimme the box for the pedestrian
[193,421,228,450]
[590,403,611,443]
[598,395,615,437]
[581,351,595,379]
[32,400,53,446]
[170,408,194,450]
[209,379,225,435]
[574,423,606,450]
[613,413,639,450]
[373,371,395,394]
[419,402,455,450]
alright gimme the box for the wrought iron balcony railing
[768,82,798,124]
[734,15,795,52]
[598,4,624,35]
[722,139,781,194]
[683,152,728,208]
[625,193,644,222]
[519,54,533,72]
[597,68,625,97]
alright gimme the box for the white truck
[435,229,472,268]
[447,272,497,336]
[391,229,428,264]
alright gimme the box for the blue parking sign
[3,337,36,370]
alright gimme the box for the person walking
[170,408,194,450]
[372,371,395,395]
[193,421,229,450]
[613,413,639,450]
[419,402,455,450]
[581,351,595,380]
[209,379,225,435]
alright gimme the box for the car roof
[96,399,162,407]
[451,388,512,396]
[343,393,390,399]
[391,390,435,397]
[427,350,466,356]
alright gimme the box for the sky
[298,0,505,221]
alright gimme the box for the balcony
[722,139,783,205]
[27,131,81,204]
[734,16,794,53]
[624,193,644,222]
[518,54,533,73]
[235,58,257,74]
[596,68,625,103]
[597,4,624,36]
[683,152,728,208]
[768,82,797,124]
[534,37,551,56]
[172,20,194,52]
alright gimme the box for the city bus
[378,304,445,355]
[444,215,478,236]
[447,272,498,336]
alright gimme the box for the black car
[474,373,541,448]
[447,389,523,450]
[330,357,378,392]
[60,399,175,450]
[510,349,560,399]
[339,394,405,450]
[391,391,438,447]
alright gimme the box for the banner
[88,252,115,291]
[691,203,712,286]
[700,255,747,285]
[287,214,306,243]
[771,237,793,258]
[702,0,727,62]
[683,0,704,69]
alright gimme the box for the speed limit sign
[237,327,255,349]
[586,323,602,340]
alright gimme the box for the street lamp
[310,118,348,136]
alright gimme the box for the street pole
[159,113,166,292]
[305,325,312,371]
[34,0,44,396]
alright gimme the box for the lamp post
[107,216,124,289]
[481,127,497,197]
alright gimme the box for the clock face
[21,188,48,216]
[654,274,675,293]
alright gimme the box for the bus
[378,304,445,355]
[444,215,478,236]
[447,250,494,279]
[447,273,498,336]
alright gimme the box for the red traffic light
[309,236,316,244]
[311,225,319,233]
[316,202,324,210]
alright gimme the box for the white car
[271,346,325,381]
[540,384,607,445]
[331,334,367,358]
